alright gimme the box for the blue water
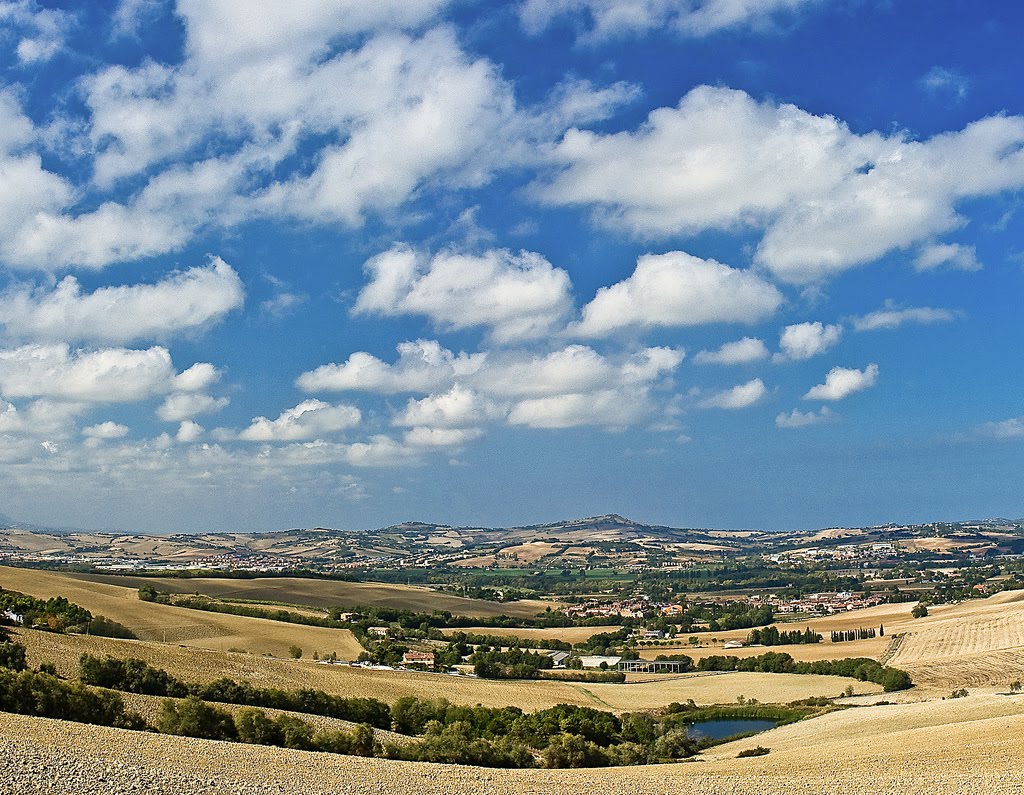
[686,718,778,741]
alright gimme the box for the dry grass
[64,570,558,618]
[0,567,363,659]
[2,693,1023,793]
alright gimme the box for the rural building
[367,626,390,637]
[2,610,24,624]
[547,651,570,668]
[402,651,435,667]
[579,655,622,669]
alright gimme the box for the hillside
[2,693,1023,794]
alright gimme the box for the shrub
[737,746,770,758]
[911,603,928,619]
[157,695,237,740]
[0,641,28,671]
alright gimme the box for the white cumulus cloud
[520,0,824,42]
[82,421,130,439]
[699,378,767,409]
[296,340,485,395]
[238,399,361,441]
[574,251,782,337]
[803,364,878,401]
[852,302,959,332]
[0,344,178,402]
[354,245,573,343]
[536,85,1024,283]
[0,258,244,344]
[694,337,769,365]
[156,393,230,423]
[776,406,835,428]
[775,321,842,362]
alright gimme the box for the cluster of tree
[652,652,913,691]
[157,696,378,756]
[445,630,570,652]
[0,667,145,729]
[0,638,27,671]
[386,699,699,768]
[830,627,879,642]
[78,655,392,728]
[0,588,135,638]
[470,645,554,679]
[644,562,862,599]
[746,626,822,646]
[341,606,607,633]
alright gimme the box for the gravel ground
[2,695,1023,795]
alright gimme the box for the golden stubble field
[2,692,1023,794]
[0,567,364,659]
[65,571,560,618]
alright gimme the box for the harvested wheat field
[13,628,878,710]
[0,567,363,659]
[66,570,559,618]
[2,693,1023,794]
[888,590,1024,689]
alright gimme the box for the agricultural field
[0,567,363,659]
[888,590,1024,689]
[12,627,879,711]
[65,571,558,618]
[2,693,1023,794]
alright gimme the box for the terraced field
[2,693,1023,794]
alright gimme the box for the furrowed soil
[2,693,1023,794]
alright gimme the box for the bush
[157,695,237,740]
[288,645,303,659]
[911,603,928,619]
[0,668,145,729]
[737,746,770,758]
[881,668,913,692]
[0,641,28,671]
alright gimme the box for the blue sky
[0,0,1023,534]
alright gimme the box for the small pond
[686,718,778,741]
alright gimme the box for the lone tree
[911,603,928,619]
[288,645,303,659]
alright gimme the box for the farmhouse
[402,651,435,667]
[367,626,390,637]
